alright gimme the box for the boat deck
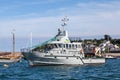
[0,52,23,61]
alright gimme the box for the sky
[0,0,120,39]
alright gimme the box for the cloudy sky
[0,0,120,38]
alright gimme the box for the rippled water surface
[0,58,120,80]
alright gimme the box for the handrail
[21,48,31,52]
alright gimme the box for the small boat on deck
[21,17,108,66]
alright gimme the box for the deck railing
[21,48,31,52]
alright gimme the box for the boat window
[69,44,71,49]
[50,44,53,49]
[58,44,62,48]
[54,44,57,48]
[66,44,68,49]
[48,44,56,49]
[46,44,51,50]
[63,44,66,48]
[78,45,81,48]
[56,44,58,48]
[61,44,64,48]
[75,44,77,48]
[56,44,59,48]
[72,44,74,49]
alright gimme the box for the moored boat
[0,52,22,63]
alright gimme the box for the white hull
[23,52,105,66]
[0,58,21,63]
[23,52,84,66]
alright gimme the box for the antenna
[61,16,69,29]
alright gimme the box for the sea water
[0,59,120,80]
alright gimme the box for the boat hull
[22,52,84,66]
[0,58,21,63]
[22,52,105,66]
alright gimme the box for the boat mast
[61,16,69,30]
[30,32,32,48]
[12,29,15,54]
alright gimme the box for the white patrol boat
[21,17,106,66]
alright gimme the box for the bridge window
[72,44,74,49]
[63,44,66,48]
[69,44,71,49]
[58,44,62,48]
[75,44,77,48]
[78,45,81,48]
[66,44,68,49]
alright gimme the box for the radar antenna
[61,16,69,29]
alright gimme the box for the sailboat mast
[12,29,15,53]
[30,32,32,48]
